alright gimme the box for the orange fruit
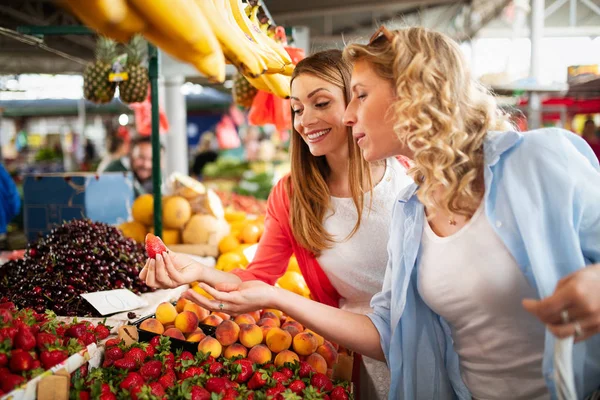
[241,223,261,244]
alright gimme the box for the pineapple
[232,72,258,108]
[83,36,118,104]
[119,34,149,104]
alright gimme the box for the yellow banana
[245,73,291,98]
[127,0,220,57]
[143,24,226,82]
[225,0,286,73]
[195,0,265,78]
[281,63,295,77]
[262,73,291,98]
[61,0,145,43]
[244,74,271,92]
[248,5,293,65]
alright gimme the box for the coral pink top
[232,176,341,308]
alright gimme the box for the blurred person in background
[0,164,21,250]
[97,126,131,173]
[191,132,218,178]
[104,136,164,197]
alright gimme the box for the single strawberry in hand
[330,386,349,400]
[145,233,167,259]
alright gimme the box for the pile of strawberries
[72,336,352,400]
[0,303,108,396]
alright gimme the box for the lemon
[277,271,310,298]
[219,234,240,254]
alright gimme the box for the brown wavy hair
[287,49,372,255]
[344,27,513,218]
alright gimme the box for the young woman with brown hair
[141,49,412,398]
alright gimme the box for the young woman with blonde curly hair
[177,27,600,399]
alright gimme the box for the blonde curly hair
[344,27,514,218]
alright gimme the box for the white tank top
[318,157,412,314]
[418,202,549,400]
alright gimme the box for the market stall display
[0,220,152,317]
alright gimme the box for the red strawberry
[40,349,68,369]
[272,371,287,384]
[157,370,176,389]
[80,332,96,346]
[190,386,211,400]
[232,359,253,383]
[105,338,122,348]
[94,324,110,340]
[265,383,285,397]
[124,347,147,366]
[0,302,15,310]
[149,336,161,348]
[77,364,89,379]
[0,353,7,368]
[99,393,116,400]
[1,373,25,392]
[288,379,306,394]
[209,361,224,375]
[140,360,163,381]
[114,358,137,371]
[299,361,314,378]
[0,326,17,340]
[163,352,175,370]
[101,383,112,395]
[311,373,334,392]
[36,332,58,350]
[120,372,144,390]
[205,377,228,394]
[200,355,215,367]
[78,391,90,400]
[32,359,42,370]
[223,388,238,400]
[247,370,269,390]
[149,382,165,397]
[0,309,13,324]
[66,323,88,339]
[180,366,204,380]
[330,386,349,400]
[14,326,36,351]
[179,350,194,361]
[145,344,155,359]
[105,347,124,362]
[280,367,293,380]
[145,233,167,259]
[0,367,9,376]
[9,350,34,372]
[102,359,114,368]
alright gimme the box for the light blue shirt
[368,128,600,400]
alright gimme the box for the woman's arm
[183,281,386,361]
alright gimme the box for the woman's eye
[315,101,330,108]
[357,94,367,100]
[292,109,303,115]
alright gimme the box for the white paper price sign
[81,289,148,316]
